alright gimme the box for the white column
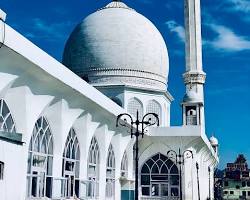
[184,0,203,72]
[99,154,107,199]
[183,0,206,128]
[183,158,194,200]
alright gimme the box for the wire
[0,19,6,49]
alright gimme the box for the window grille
[146,100,161,125]
[141,153,180,198]
[121,152,128,178]
[62,128,80,198]
[0,99,16,132]
[27,116,53,198]
[106,144,115,199]
[87,137,100,198]
[127,98,143,120]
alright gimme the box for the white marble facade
[0,1,218,200]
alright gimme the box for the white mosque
[0,0,219,200]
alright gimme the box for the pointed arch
[0,99,16,132]
[87,137,100,198]
[140,153,179,198]
[146,100,161,125]
[26,116,53,198]
[127,97,143,120]
[106,144,115,199]
[121,152,128,178]
[62,128,80,198]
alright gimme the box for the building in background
[222,154,250,200]
[214,168,223,200]
[0,0,218,199]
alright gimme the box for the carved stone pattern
[98,2,134,11]
[183,72,206,85]
[90,76,167,91]
[83,68,166,82]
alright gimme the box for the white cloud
[224,0,250,22]
[30,18,73,41]
[227,0,250,13]
[205,24,250,52]
[165,20,185,42]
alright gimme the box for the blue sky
[1,0,250,168]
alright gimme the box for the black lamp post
[116,111,159,200]
[167,148,193,200]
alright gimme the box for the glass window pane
[152,154,159,161]
[152,165,159,173]
[156,160,163,166]
[146,159,154,168]
[141,175,150,185]
[32,176,38,197]
[170,165,178,174]
[142,187,150,196]
[141,164,149,173]
[165,159,174,169]
[160,154,167,161]
[161,184,168,196]
[151,184,159,196]
[0,99,16,133]
[46,177,52,198]
[161,164,168,174]
[170,175,179,186]
[2,102,9,116]
[171,188,179,196]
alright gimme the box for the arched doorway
[140,153,180,199]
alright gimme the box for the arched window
[0,99,16,132]
[146,100,161,125]
[141,153,179,198]
[27,116,53,198]
[121,152,128,178]
[186,106,197,125]
[127,98,143,120]
[87,137,100,198]
[106,144,115,199]
[62,128,80,198]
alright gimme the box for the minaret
[182,0,206,127]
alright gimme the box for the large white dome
[63,1,169,91]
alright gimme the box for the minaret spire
[184,0,203,72]
[182,0,206,128]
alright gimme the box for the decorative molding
[76,67,168,91]
[98,2,134,11]
[90,76,167,91]
[183,71,206,85]
[82,68,167,81]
